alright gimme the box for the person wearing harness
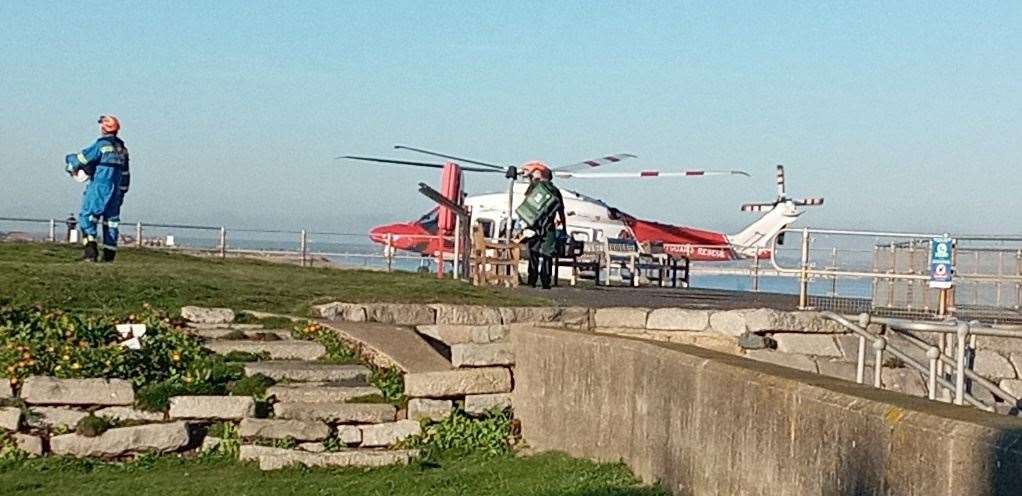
[519,162,565,289]
[65,115,130,263]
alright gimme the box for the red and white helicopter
[340,146,823,262]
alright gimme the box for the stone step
[316,320,451,373]
[273,402,396,423]
[266,384,382,403]
[238,418,331,442]
[205,340,325,361]
[244,361,370,383]
[240,445,417,471]
[190,329,293,340]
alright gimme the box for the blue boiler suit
[65,135,130,249]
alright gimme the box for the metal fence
[0,216,439,273]
[772,228,1022,323]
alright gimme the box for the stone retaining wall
[511,325,1022,495]
[317,302,1022,404]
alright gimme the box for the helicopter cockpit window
[593,229,605,241]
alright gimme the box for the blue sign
[929,236,955,289]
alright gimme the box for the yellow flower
[54,365,62,371]
[9,378,17,385]
[62,355,70,361]
[71,363,81,370]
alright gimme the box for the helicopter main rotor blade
[337,155,501,173]
[555,169,751,179]
[394,145,505,171]
[551,152,637,171]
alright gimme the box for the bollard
[136,222,143,248]
[219,227,227,259]
[855,313,870,384]
[954,322,969,406]
[48,219,56,242]
[926,346,941,401]
[299,230,307,268]
[385,234,394,272]
[873,337,886,389]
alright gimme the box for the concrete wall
[512,326,1022,496]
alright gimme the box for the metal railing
[821,312,1022,414]
[0,216,445,274]
[769,228,1022,319]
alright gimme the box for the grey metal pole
[219,227,227,259]
[136,222,143,248]
[505,177,515,244]
[752,252,760,292]
[926,346,940,400]
[954,322,969,405]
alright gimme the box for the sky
[1,1,1019,236]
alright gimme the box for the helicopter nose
[369,225,395,244]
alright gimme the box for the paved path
[518,286,799,310]
[317,320,452,373]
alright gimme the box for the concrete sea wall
[512,326,1022,496]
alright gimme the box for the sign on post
[928,236,955,289]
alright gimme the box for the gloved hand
[64,154,77,175]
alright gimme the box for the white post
[873,337,886,389]
[299,230,308,267]
[48,219,56,242]
[927,346,940,401]
[385,234,394,272]
[954,323,969,405]
[799,228,810,309]
[136,222,143,248]
[855,313,870,384]
[219,227,227,258]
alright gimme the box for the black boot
[101,249,116,263]
[82,241,98,262]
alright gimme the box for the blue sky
[1,1,1019,234]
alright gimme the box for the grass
[0,243,546,316]
[0,453,665,496]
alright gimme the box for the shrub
[405,408,513,459]
[222,351,269,363]
[0,305,205,388]
[370,366,405,404]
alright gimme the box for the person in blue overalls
[65,115,130,262]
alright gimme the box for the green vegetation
[291,321,360,364]
[227,373,275,397]
[408,409,514,459]
[0,305,204,388]
[0,453,666,496]
[0,243,546,316]
[369,366,405,404]
[74,415,113,438]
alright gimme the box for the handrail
[819,312,993,411]
[820,311,1022,413]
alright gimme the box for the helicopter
[339,146,823,262]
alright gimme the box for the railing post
[799,228,811,309]
[48,219,56,242]
[873,337,886,388]
[299,229,307,267]
[453,217,462,281]
[385,234,394,272]
[752,252,760,292]
[136,222,143,248]
[219,227,227,259]
[954,322,969,405]
[856,313,870,384]
[926,345,940,400]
